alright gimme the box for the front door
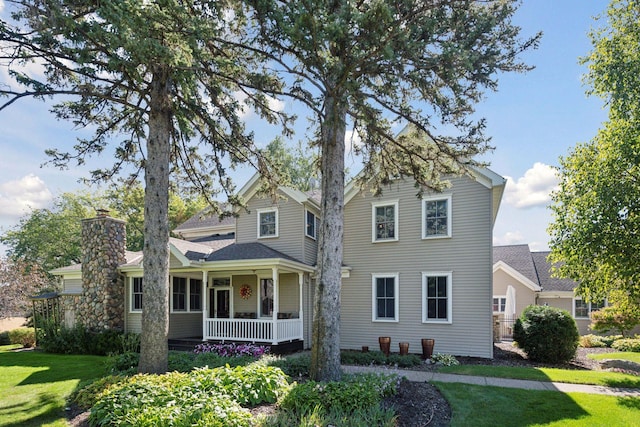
[209,288,230,318]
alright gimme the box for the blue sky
[0,1,610,254]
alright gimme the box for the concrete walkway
[342,365,640,397]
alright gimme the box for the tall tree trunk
[310,93,346,381]
[138,66,172,374]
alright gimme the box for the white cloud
[0,174,53,218]
[233,91,285,119]
[503,162,559,209]
[0,0,5,13]
[345,128,362,155]
[493,230,525,247]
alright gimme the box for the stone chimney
[77,210,127,331]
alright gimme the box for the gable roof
[493,244,577,293]
[531,251,576,292]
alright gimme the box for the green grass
[0,346,108,426]
[438,364,640,388]
[436,382,640,427]
[588,352,640,363]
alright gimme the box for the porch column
[201,270,208,341]
[298,272,304,324]
[272,267,279,344]
[298,272,304,341]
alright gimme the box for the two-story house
[52,167,505,358]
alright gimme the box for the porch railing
[204,318,302,344]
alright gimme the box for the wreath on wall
[239,284,252,300]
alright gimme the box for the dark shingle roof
[493,244,539,284]
[207,242,306,264]
[173,207,236,231]
[493,245,577,292]
[531,251,576,292]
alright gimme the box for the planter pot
[378,336,391,356]
[421,338,435,360]
[399,342,409,356]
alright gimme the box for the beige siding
[232,275,258,315]
[63,278,82,294]
[303,206,320,265]
[341,176,495,358]
[236,190,306,261]
[124,276,142,333]
[278,273,300,315]
[492,270,537,316]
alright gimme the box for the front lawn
[0,346,108,426]
[438,364,640,388]
[437,382,640,427]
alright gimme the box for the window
[422,272,452,323]
[372,201,399,242]
[258,208,278,238]
[305,209,318,239]
[131,277,143,312]
[372,274,399,322]
[171,277,202,312]
[172,277,187,311]
[190,279,202,311]
[493,296,506,313]
[574,299,606,318]
[260,279,274,317]
[422,195,452,238]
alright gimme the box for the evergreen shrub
[513,305,579,363]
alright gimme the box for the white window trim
[422,194,452,239]
[257,207,279,239]
[305,208,317,240]
[170,276,203,313]
[371,200,399,243]
[371,273,400,322]
[422,271,453,324]
[129,276,143,313]
[189,278,203,313]
[493,295,506,313]
[573,297,606,319]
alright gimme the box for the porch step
[168,338,204,352]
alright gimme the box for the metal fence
[498,314,516,340]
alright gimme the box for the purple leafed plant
[193,342,269,358]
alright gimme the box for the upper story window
[131,277,143,312]
[372,273,399,322]
[257,208,278,238]
[574,299,605,318]
[305,209,318,239]
[422,272,452,323]
[372,200,399,242]
[422,195,452,239]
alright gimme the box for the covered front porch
[199,262,311,345]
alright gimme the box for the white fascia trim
[538,291,574,299]
[191,258,316,274]
[493,261,542,292]
[170,243,192,267]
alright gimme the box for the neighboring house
[493,244,605,336]
[52,167,505,358]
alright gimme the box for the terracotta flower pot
[421,338,435,360]
[399,342,409,355]
[378,336,391,356]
